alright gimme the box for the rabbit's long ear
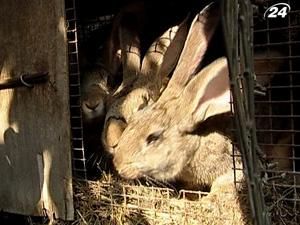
[156,16,189,84]
[141,16,189,80]
[158,3,220,102]
[114,15,141,95]
[180,57,231,131]
[119,23,141,86]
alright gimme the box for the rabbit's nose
[114,158,141,179]
[84,100,100,111]
[85,102,99,111]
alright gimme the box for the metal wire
[222,0,271,224]
[65,0,87,180]
[253,0,300,224]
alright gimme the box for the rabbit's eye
[146,130,163,145]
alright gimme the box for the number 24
[268,6,288,18]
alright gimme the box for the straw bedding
[39,169,300,225]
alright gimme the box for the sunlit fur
[81,67,110,123]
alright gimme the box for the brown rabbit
[102,12,196,154]
[81,1,144,124]
[108,2,294,223]
[81,66,112,123]
[112,55,232,185]
[111,3,227,177]
[111,9,293,223]
[112,55,247,223]
[109,3,270,224]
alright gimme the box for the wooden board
[0,0,73,220]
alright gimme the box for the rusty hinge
[0,72,49,90]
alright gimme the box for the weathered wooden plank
[0,0,73,220]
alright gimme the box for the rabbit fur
[112,4,227,184]
[112,54,249,222]
[102,2,221,154]
[102,13,193,154]
[110,3,293,224]
[112,55,232,186]
[80,2,145,124]
[81,65,112,123]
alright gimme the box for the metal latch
[0,72,49,90]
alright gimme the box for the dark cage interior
[65,0,300,224]
[252,0,300,223]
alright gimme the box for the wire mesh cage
[252,0,300,223]
[65,0,87,179]
[72,177,247,225]
[228,0,300,224]
[64,0,300,224]
[65,0,117,180]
